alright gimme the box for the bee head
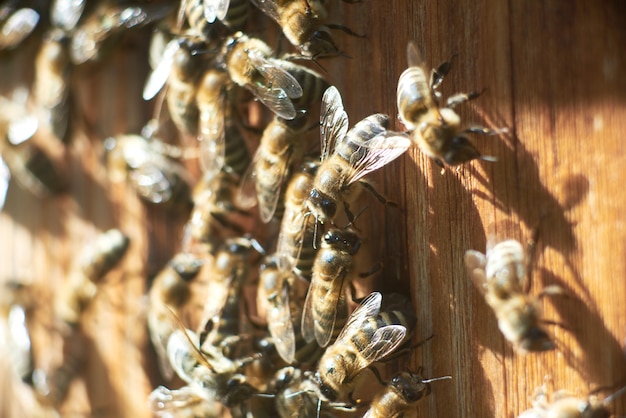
[170,253,203,282]
[308,188,335,221]
[312,373,338,402]
[442,135,482,166]
[391,372,431,403]
[323,229,361,254]
[518,326,554,353]
[302,29,339,59]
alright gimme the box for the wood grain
[1,1,626,417]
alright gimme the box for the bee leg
[358,261,383,278]
[462,125,509,136]
[327,23,366,38]
[359,181,400,211]
[540,319,571,331]
[446,88,486,108]
[430,54,458,91]
[366,365,386,386]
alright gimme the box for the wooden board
[1,0,625,417]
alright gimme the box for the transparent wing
[117,5,174,29]
[197,93,226,179]
[143,39,180,100]
[358,325,407,365]
[464,250,488,296]
[237,150,260,209]
[267,279,296,364]
[129,163,174,204]
[196,270,234,337]
[320,86,349,162]
[255,145,291,223]
[335,291,382,343]
[204,0,230,23]
[7,113,38,145]
[147,309,175,380]
[346,131,411,185]
[276,210,307,273]
[248,0,281,25]
[7,305,32,380]
[0,156,10,210]
[406,40,424,68]
[0,8,39,49]
[149,384,221,417]
[51,0,86,31]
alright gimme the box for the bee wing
[276,211,307,273]
[148,384,220,416]
[7,113,38,145]
[51,0,86,31]
[257,150,292,223]
[320,86,349,162]
[268,279,296,364]
[0,8,39,50]
[147,309,175,380]
[129,162,174,204]
[6,305,33,380]
[237,149,261,209]
[0,156,10,210]
[204,0,230,23]
[143,39,180,100]
[357,325,407,368]
[198,95,226,180]
[197,271,235,337]
[346,132,411,185]
[302,270,349,347]
[248,0,281,25]
[115,5,174,29]
[406,40,425,68]
[336,292,382,342]
[464,250,488,296]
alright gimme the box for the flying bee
[464,239,562,354]
[301,225,362,347]
[397,41,504,168]
[257,256,322,365]
[312,291,415,404]
[239,61,328,223]
[518,384,626,418]
[35,229,129,407]
[305,85,411,233]
[70,2,174,65]
[104,132,193,212]
[0,6,39,50]
[148,252,204,380]
[220,31,303,120]
[249,0,341,58]
[363,370,452,418]
[275,159,320,281]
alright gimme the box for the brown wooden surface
[1,1,626,417]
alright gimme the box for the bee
[301,225,362,347]
[275,159,320,281]
[34,229,130,407]
[312,291,415,404]
[104,132,193,212]
[148,252,204,380]
[32,28,72,144]
[397,41,503,168]
[271,366,324,418]
[464,239,561,354]
[184,170,252,254]
[517,385,626,418]
[50,0,86,33]
[182,0,250,35]
[305,86,411,232]
[0,6,39,50]
[258,257,322,365]
[249,0,339,58]
[363,371,452,418]
[70,2,174,65]
[239,61,328,223]
[220,32,303,120]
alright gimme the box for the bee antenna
[313,216,320,249]
[603,384,626,405]
[316,398,322,418]
[422,375,453,384]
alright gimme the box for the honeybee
[464,239,560,354]
[305,86,411,230]
[104,132,193,212]
[70,2,174,65]
[271,366,324,418]
[148,252,204,380]
[275,159,320,281]
[239,61,328,223]
[220,32,303,120]
[249,0,339,58]
[301,225,362,347]
[35,229,130,406]
[397,41,503,168]
[363,371,452,418]
[518,385,626,418]
[0,91,69,206]
[312,291,414,404]
[32,28,72,144]
[184,170,251,254]
[0,6,39,50]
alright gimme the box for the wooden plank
[1,0,625,417]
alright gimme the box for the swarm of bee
[0,0,621,417]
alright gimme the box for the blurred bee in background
[239,61,328,223]
[70,2,174,65]
[181,0,250,35]
[148,252,204,380]
[312,291,415,405]
[301,225,362,347]
[219,31,303,120]
[464,238,563,354]
[517,383,626,418]
[397,41,504,168]
[304,86,411,236]
[363,370,451,418]
[0,4,40,50]
[104,131,193,213]
[49,0,86,34]
[34,229,130,407]
[275,159,320,282]
[0,90,69,208]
